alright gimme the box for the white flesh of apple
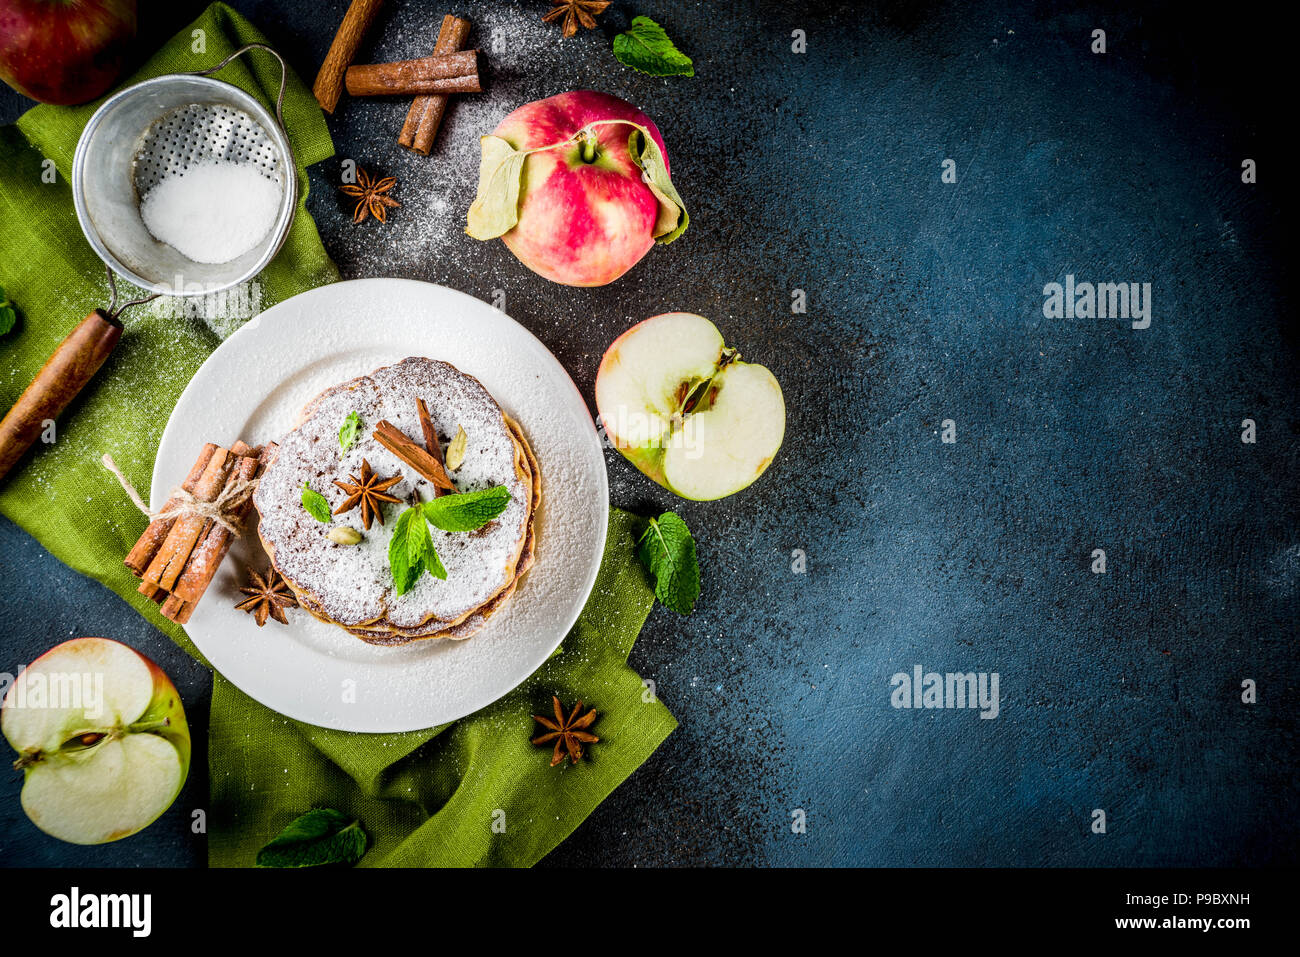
[20,735,183,845]
[663,361,786,500]
[2,640,183,845]
[598,312,724,448]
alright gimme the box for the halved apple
[2,637,190,845]
[596,312,785,500]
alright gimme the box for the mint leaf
[405,502,432,565]
[425,540,447,581]
[390,505,446,594]
[0,285,15,336]
[466,135,530,240]
[390,489,507,593]
[636,512,701,614]
[424,486,510,532]
[390,507,426,595]
[338,411,362,453]
[256,809,367,868]
[302,482,332,523]
[389,545,422,595]
[613,16,694,78]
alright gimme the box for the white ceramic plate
[153,279,608,732]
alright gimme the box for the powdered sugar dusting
[253,357,530,628]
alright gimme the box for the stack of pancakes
[252,357,539,645]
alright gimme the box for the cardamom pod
[445,425,468,470]
[328,526,363,545]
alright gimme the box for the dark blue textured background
[1,0,1295,867]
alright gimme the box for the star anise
[333,459,402,529]
[542,0,610,38]
[531,696,599,766]
[340,166,400,223]
[234,567,297,627]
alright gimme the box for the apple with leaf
[466,90,688,287]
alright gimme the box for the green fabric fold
[0,2,675,868]
[0,2,336,660]
[210,509,678,868]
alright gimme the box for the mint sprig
[390,506,445,596]
[636,512,701,614]
[302,482,332,523]
[613,16,694,77]
[338,411,362,453]
[256,808,367,868]
[388,486,510,594]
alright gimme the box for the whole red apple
[486,90,682,287]
[0,0,136,105]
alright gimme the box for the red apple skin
[0,0,137,106]
[492,90,670,287]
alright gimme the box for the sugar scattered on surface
[140,160,281,264]
[318,1,589,275]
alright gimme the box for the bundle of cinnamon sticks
[312,1,477,154]
[125,440,275,625]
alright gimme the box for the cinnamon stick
[373,420,455,489]
[0,310,121,481]
[416,399,451,497]
[345,50,480,97]
[171,446,264,606]
[159,593,191,625]
[124,442,217,575]
[313,0,386,113]
[140,448,234,593]
[399,15,472,154]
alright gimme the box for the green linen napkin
[0,3,336,660]
[0,2,676,867]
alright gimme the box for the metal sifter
[0,44,297,480]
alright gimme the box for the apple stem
[12,748,42,770]
[579,131,599,164]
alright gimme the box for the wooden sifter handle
[0,309,123,480]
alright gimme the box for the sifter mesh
[133,104,284,195]
[71,44,298,296]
